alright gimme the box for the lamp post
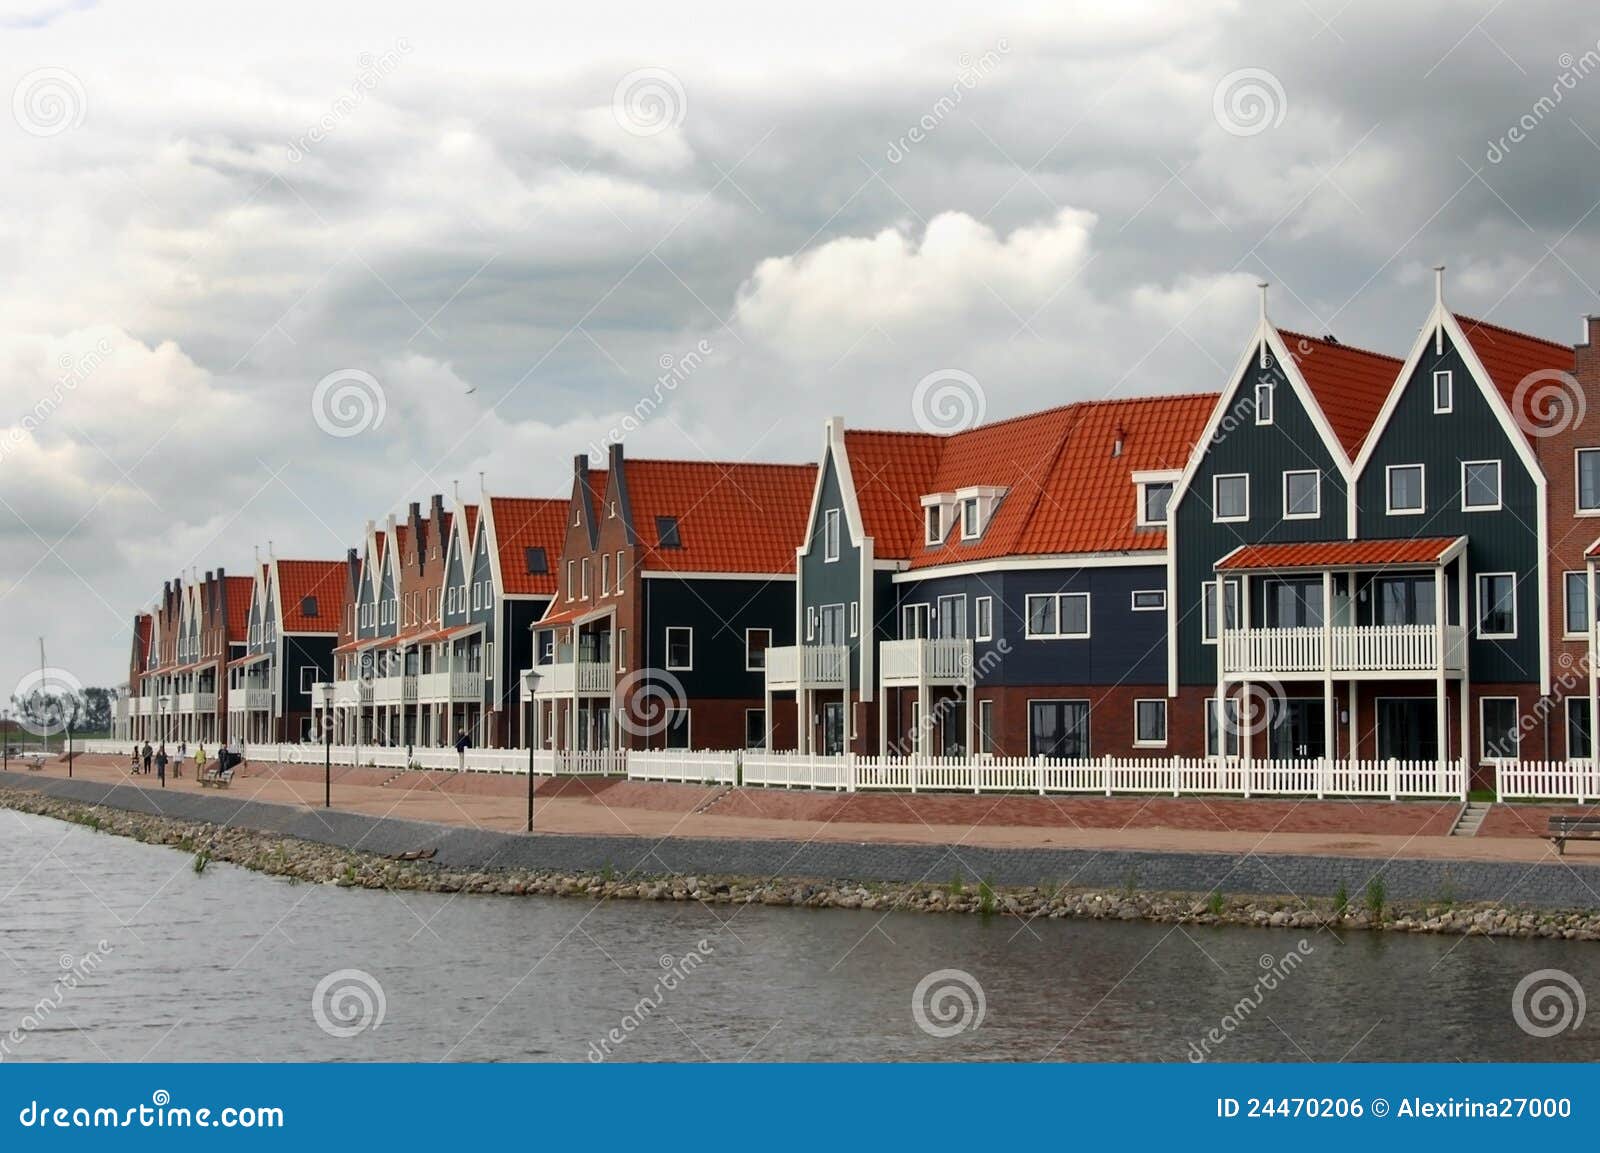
[65,719,72,778]
[318,682,335,809]
[3,709,9,772]
[522,670,537,832]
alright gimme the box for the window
[935,594,967,640]
[1254,378,1274,425]
[1568,698,1592,760]
[849,601,860,637]
[600,554,610,595]
[663,707,691,750]
[1139,481,1173,527]
[961,499,980,539]
[1283,470,1320,519]
[616,628,628,671]
[299,666,317,694]
[1579,449,1600,513]
[823,508,841,562]
[901,603,929,640]
[1025,592,1089,638]
[1200,579,1239,643]
[1374,575,1436,626]
[975,596,994,641]
[818,604,846,646]
[1029,700,1089,758]
[1433,369,1453,413]
[925,505,944,545]
[566,561,575,601]
[745,709,766,750]
[1206,698,1241,758]
[1461,460,1501,511]
[745,628,771,671]
[301,596,318,619]
[616,551,626,584]
[1134,699,1167,747]
[1386,464,1425,515]
[656,516,681,548]
[1131,589,1165,612]
[580,558,590,598]
[608,500,617,519]
[1480,697,1519,761]
[978,699,995,755]
[1476,573,1517,638]
[1566,571,1591,637]
[1213,474,1249,522]
[472,583,481,611]
[806,605,817,641]
[665,627,693,670]
[1264,578,1324,628]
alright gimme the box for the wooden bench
[1545,815,1600,855]
[198,767,234,789]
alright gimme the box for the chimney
[608,442,625,472]
[1583,314,1599,349]
[1111,425,1125,458]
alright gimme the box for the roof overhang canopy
[1215,535,1466,573]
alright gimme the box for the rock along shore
[6,787,1599,940]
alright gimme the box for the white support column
[1590,558,1598,765]
[916,676,930,759]
[1458,551,1472,784]
[1322,570,1335,763]
[1434,562,1448,777]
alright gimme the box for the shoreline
[6,787,1599,940]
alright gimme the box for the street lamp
[521,670,537,832]
[318,682,335,809]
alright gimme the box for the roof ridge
[623,457,816,470]
[1279,328,1404,365]
[1453,313,1572,354]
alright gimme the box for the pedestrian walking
[454,727,471,772]
[175,740,186,779]
[142,742,152,775]
[196,742,207,776]
[155,743,168,786]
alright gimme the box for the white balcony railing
[371,674,418,704]
[529,660,614,696]
[451,670,484,699]
[764,645,848,691]
[416,671,450,700]
[178,691,217,713]
[1220,624,1464,677]
[240,687,273,710]
[879,638,973,685]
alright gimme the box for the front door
[1269,698,1326,760]
[819,604,845,647]
[821,701,845,755]
[1376,699,1438,760]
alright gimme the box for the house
[228,554,345,743]
[529,444,813,752]
[771,394,1213,758]
[1170,275,1577,786]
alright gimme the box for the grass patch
[977,876,997,917]
[191,850,211,875]
[1365,876,1387,922]
[1332,881,1349,918]
[1206,890,1225,917]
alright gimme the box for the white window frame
[1565,570,1590,639]
[1025,592,1090,640]
[1566,696,1593,760]
[580,558,590,598]
[925,505,944,545]
[1385,463,1426,516]
[1461,459,1502,513]
[1136,480,1174,528]
[299,666,317,694]
[901,602,929,640]
[1212,473,1249,523]
[1433,369,1453,414]
[601,553,611,595]
[961,498,981,540]
[616,550,626,584]
[1479,695,1520,761]
[823,508,841,563]
[1282,469,1321,520]
[665,626,694,671]
[566,561,575,602]
[616,628,628,672]
[975,595,994,641]
[1131,589,1166,612]
[1254,378,1274,425]
[744,628,772,672]
[1200,578,1240,644]
[849,601,860,638]
[1577,448,1600,516]
[744,707,766,750]
[806,605,817,641]
[1475,571,1518,640]
[1133,698,1168,748]
[977,698,995,756]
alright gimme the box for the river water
[1,810,1595,1062]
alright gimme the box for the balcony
[879,638,973,687]
[372,674,417,704]
[135,697,153,716]
[178,691,217,713]
[328,678,371,707]
[529,659,615,697]
[764,645,848,691]
[238,687,273,710]
[451,670,484,699]
[1220,624,1465,679]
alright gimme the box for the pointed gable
[619,458,817,573]
[838,430,943,559]
[486,496,567,595]
[1455,314,1574,432]
[1280,332,1403,459]
[275,560,345,633]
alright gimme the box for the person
[175,740,186,779]
[130,745,140,775]
[454,727,470,772]
[196,742,207,776]
[141,741,152,775]
[155,743,168,784]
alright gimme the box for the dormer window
[961,499,980,539]
[656,516,681,548]
[1255,378,1274,425]
[925,505,944,545]
[1133,471,1179,528]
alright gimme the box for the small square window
[1140,481,1173,527]
[1134,699,1167,747]
[1386,464,1425,515]
[1462,460,1501,511]
[1283,470,1320,519]
[1213,474,1249,522]
[524,547,547,574]
[1433,370,1453,413]
[656,516,682,548]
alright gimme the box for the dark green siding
[1355,329,1539,683]
[798,447,865,685]
[1176,343,1349,684]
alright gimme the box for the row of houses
[117,275,1600,789]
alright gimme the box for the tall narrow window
[1476,572,1517,638]
[1579,449,1600,512]
[925,505,944,545]
[1254,378,1274,425]
[1566,571,1591,637]
[823,508,841,562]
[1433,369,1453,413]
[665,627,693,670]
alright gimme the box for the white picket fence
[626,750,740,786]
[744,753,1466,800]
[1494,760,1600,802]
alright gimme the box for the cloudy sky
[2,0,1598,698]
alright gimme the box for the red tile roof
[1216,536,1464,571]
[1586,536,1600,560]
[487,496,568,596]
[1454,314,1573,433]
[840,431,943,559]
[275,560,346,633]
[1280,331,1403,458]
[461,503,479,543]
[622,459,818,573]
[225,576,254,639]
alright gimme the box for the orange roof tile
[840,431,943,559]
[1217,536,1463,571]
[224,576,254,639]
[1280,331,1403,458]
[487,496,568,596]
[276,560,346,633]
[461,503,479,543]
[1454,314,1573,433]
[622,459,817,574]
